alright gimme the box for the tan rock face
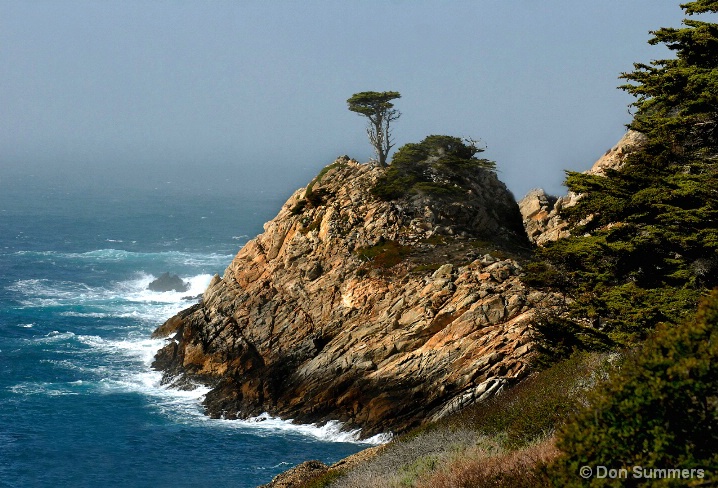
[518,130,647,246]
[152,158,556,437]
[586,129,647,176]
[518,189,577,246]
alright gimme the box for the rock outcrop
[519,130,647,246]
[518,189,577,246]
[148,272,190,292]
[152,158,558,437]
[586,129,648,176]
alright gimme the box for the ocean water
[0,175,381,487]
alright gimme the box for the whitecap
[32,331,77,343]
[9,381,81,397]
[77,335,166,364]
[123,273,212,305]
[77,334,390,445]
[8,272,210,323]
[189,412,391,445]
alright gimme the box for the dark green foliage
[290,199,307,215]
[305,160,345,199]
[531,312,615,368]
[551,290,718,486]
[373,135,496,200]
[531,1,718,336]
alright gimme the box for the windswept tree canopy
[347,91,401,167]
[372,135,496,200]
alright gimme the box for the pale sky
[1,1,687,199]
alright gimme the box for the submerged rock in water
[148,272,190,292]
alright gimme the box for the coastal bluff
[152,157,559,437]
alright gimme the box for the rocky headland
[152,157,562,438]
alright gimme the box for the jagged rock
[518,189,576,246]
[518,130,647,245]
[148,272,190,292]
[586,129,648,176]
[152,158,558,438]
[259,460,328,488]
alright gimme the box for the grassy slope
[300,352,616,488]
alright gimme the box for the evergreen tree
[347,91,401,167]
[533,1,718,338]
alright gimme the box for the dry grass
[324,353,611,488]
[328,429,497,488]
[415,437,559,488]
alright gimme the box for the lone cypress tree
[347,91,401,166]
[533,1,718,338]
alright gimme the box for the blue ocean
[0,173,376,487]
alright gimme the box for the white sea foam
[9,381,82,396]
[13,248,233,267]
[239,414,391,444]
[9,248,389,445]
[72,334,390,445]
[33,330,78,343]
[192,412,391,445]
[9,272,212,322]
[25,330,392,445]
[122,273,212,305]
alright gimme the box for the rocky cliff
[518,130,647,246]
[152,157,558,437]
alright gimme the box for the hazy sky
[1,1,687,199]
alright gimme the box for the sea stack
[148,272,190,293]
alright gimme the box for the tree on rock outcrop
[347,91,401,167]
[532,0,718,338]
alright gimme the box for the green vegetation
[551,290,718,486]
[329,353,610,487]
[355,239,413,269]
[530,311,615,368]
[306,159,346,197]
[530,0,718,340]
[447,352,613,450]
[302,469,344,488]
[347,91,401,167]
[372,135,496,201]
